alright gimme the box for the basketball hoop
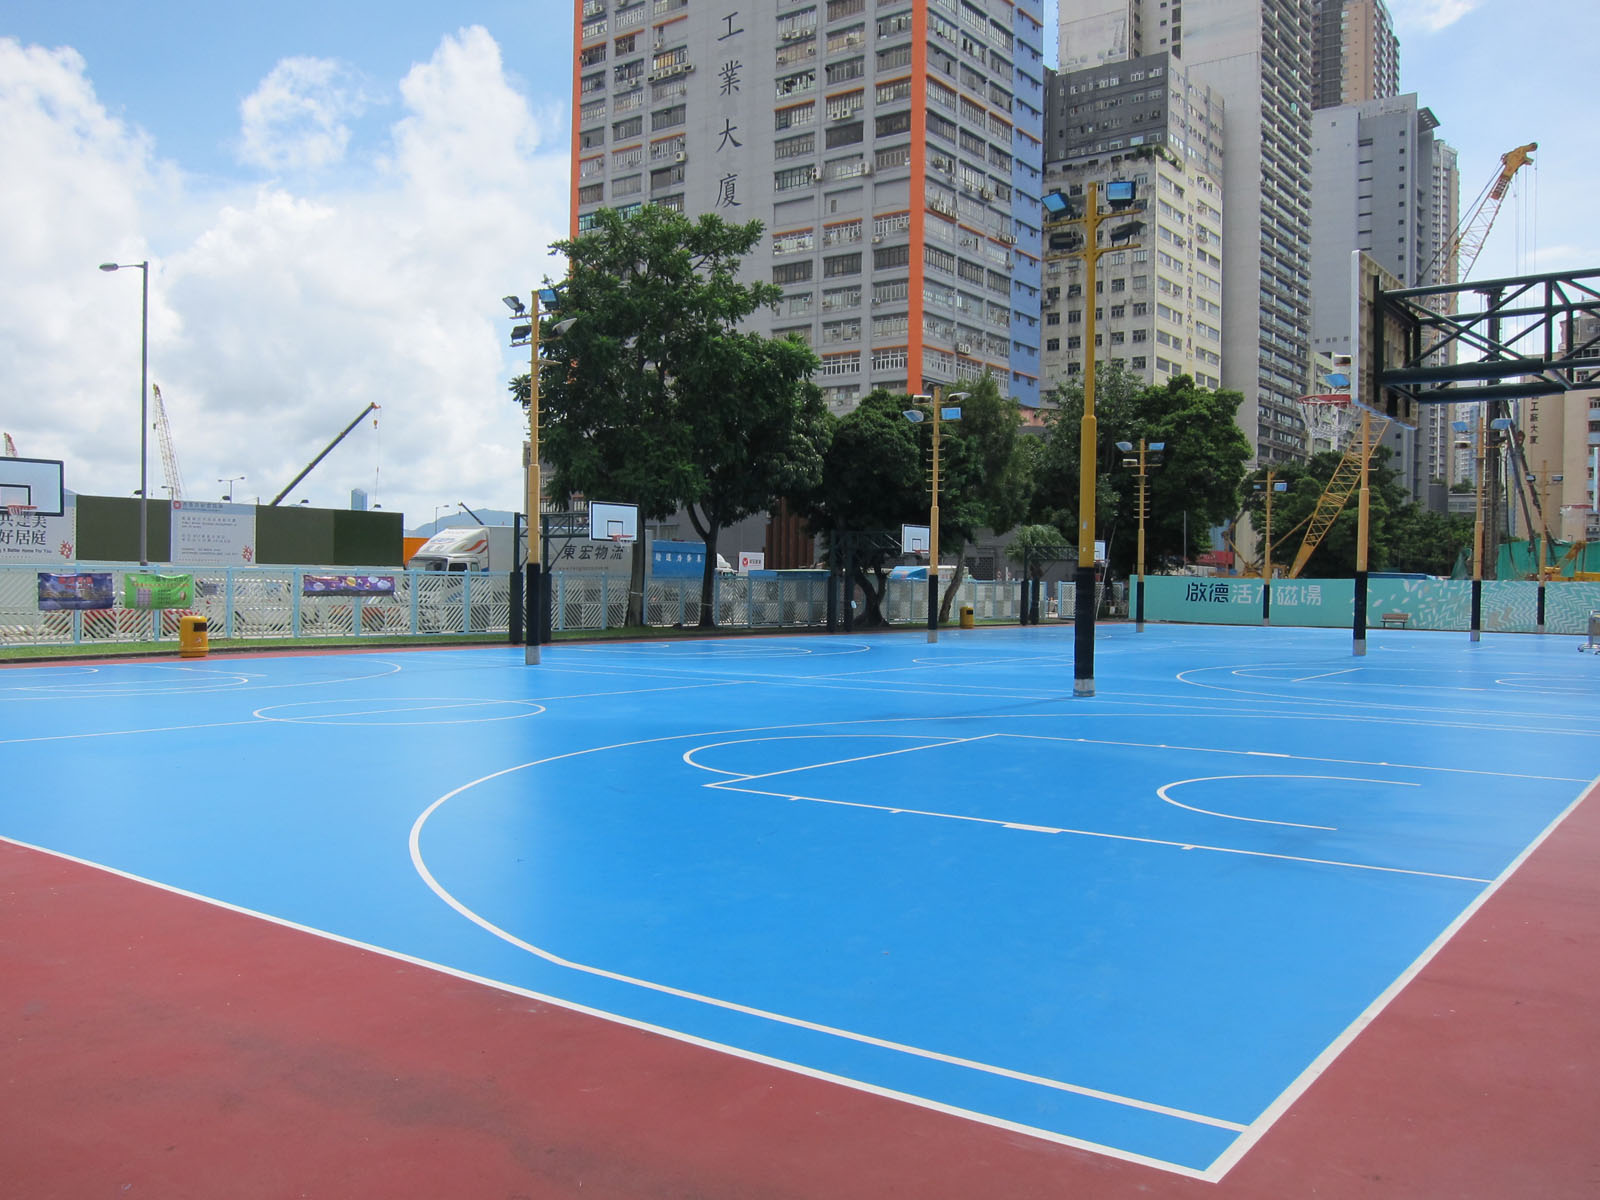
[6,504,37,521]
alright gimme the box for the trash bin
[959,604,975,629]
[178,613,209,659]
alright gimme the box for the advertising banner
[0,505,76,564]
[302,574,397,597]
[37,572,114,610]
[124,572,195,610]
[171,500,255,565]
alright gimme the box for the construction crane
[1425,142,1537,284]
[270,403,380,506]
[2,432,16,457]
[1286,415,1391,577]
[1287,144,1538,576]
[150,384,185,501]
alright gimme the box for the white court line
[1001,731,1590,785]
[408,736,1251,1142]
[1290,668,1359,682]
[1202,771,1600,1183]
[1155,775,1419,830]
[711,782,1489,884]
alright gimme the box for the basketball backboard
[0,457,65,515]
[901,524,930,555]
[588,500,639,542]
[1351,251,1416,430]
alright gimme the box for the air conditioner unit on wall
[674,151,687,162]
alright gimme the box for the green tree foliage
[922,373,1031,616]
[792,390,923,625]
[519,205,829,625]
[1034,369,1250,575]
[1005,523,1075,579]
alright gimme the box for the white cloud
[238,56,370,172]
[1387,0,1486,34]
[1,28,570,529]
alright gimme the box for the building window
[773,261,815,284]
[823,252,862,277]
[874,244,911,269]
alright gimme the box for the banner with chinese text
[123,572,195,610]
[37,572,113,610]
[0,504,75,563]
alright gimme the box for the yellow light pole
[1117,439,1165,632]
[1353,407,1372,656]
[905,388,967,642]
[1255,469,1287,626]
[1471,415,1486,642]
[505,292,545,663]
[1529,467,1563,632]
[1043,181,1143,696]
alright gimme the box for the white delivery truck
[406,526,524,573]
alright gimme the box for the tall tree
[519,206,828,625]
[793,390,925,626]
[1033,369,1249,576]
[918,373,1031,618]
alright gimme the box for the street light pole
[100,260,150,565]
[1353,407,1371,657]
[219,475,244,502]
[929,384,943,642]
[1043,179,1143,696]
[1472,415,1486,642]
[1117,439,1164,632]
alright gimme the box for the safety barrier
[1,564,1118,650]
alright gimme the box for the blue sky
[3,0,1594,526]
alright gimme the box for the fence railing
[0,564,1117,649]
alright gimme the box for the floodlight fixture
[902,409,926,423]
[509,323,533,343]
[1104,179,1137,206]
[1325,372,1351,389]
[1042,191,1071,217]
[502,295,526,314]
[538,286,562,308]
[1148,442,1165,452]
[1109,219,1145,243]
[552,317,578,336]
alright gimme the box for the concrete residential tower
[1040,56,1226,391]
[571,0,1048,411]
[1057,0,1316,465]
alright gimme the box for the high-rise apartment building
[1056,0,1315,465]
[570,0,1048,412]
[1311,95,1453,500]
[1311,0,1398,110]
[1040,56,1226,392]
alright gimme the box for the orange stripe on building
[907,5,928,395]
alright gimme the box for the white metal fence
[0,564,1110,650]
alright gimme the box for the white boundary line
[1203,771,1600,1181]
[0,831,1206,1181]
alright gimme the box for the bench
[1380,612,1409,629]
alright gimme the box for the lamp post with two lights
[1115,439,1165,632]
[903,387,969,642]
